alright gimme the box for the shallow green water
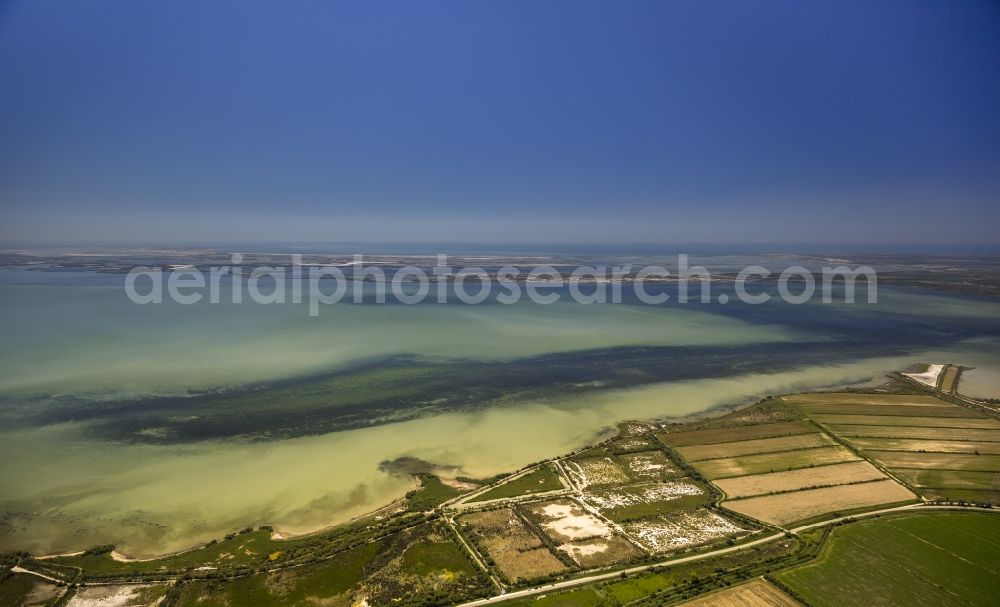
[2,272,1000,555]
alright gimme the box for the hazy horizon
[3,240,1000,255]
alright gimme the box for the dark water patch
[4,285,998,444]
[378,456,458,477]
[7,336,953,445]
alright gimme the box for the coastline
[23,376,872,560]
[12,348,992,559]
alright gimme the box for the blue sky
[1,1,998,245]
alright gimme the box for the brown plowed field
[830,426,1000,442]
[657,421,814,448]
[693,446,859,480]
[677,579,801,607]
[812,414,1000,429]
[723,479,916,525]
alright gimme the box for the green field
[467,465,564,502]
[776,512,1000,607]
[893,468,1000,490]
[919,488,1000,504]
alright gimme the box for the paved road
[453,503,997,606]
[455,531,785,606]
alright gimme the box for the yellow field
[693,446,859,480]
[675,433,835,462]
[797,404,980,417]
[783,393,952,406]
[656,421,814,448]
[847,437,1000,454]
[785,392,986,421]
[669,390,999,522]
[794,391,1000,502]
[866,450,1000,471]
[713,461,886,499]
[677,579,801,607]
[812,414,1000,429]
[723,479,916,525]
[830,425,1000,441]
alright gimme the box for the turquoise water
[1,267,1000,555]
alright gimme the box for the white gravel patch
[536,502,611,540]
[903,364,944,387]
[559,540,609,558]
[584,481,704,510]
[622,510,746,553]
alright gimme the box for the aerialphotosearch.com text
[125,254,878,316]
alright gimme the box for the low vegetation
[465,465,564,503]
[457,508,568,583]
[0,573,62,607]
[406,473,464,510]
[171,522,489,606]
